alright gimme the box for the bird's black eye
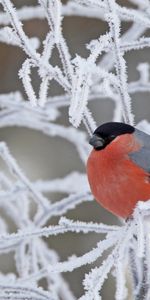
[109,135,116,141]
[100,134,116,148]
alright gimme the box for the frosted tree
[0,0,150,299]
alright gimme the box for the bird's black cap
[94,122,134,138]
[90,122,135,150]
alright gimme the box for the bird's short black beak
[89,134,105,150]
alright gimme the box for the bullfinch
[87,122,150,218]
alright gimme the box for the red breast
[87,133,150,218]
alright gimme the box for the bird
[86,122,150,218]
